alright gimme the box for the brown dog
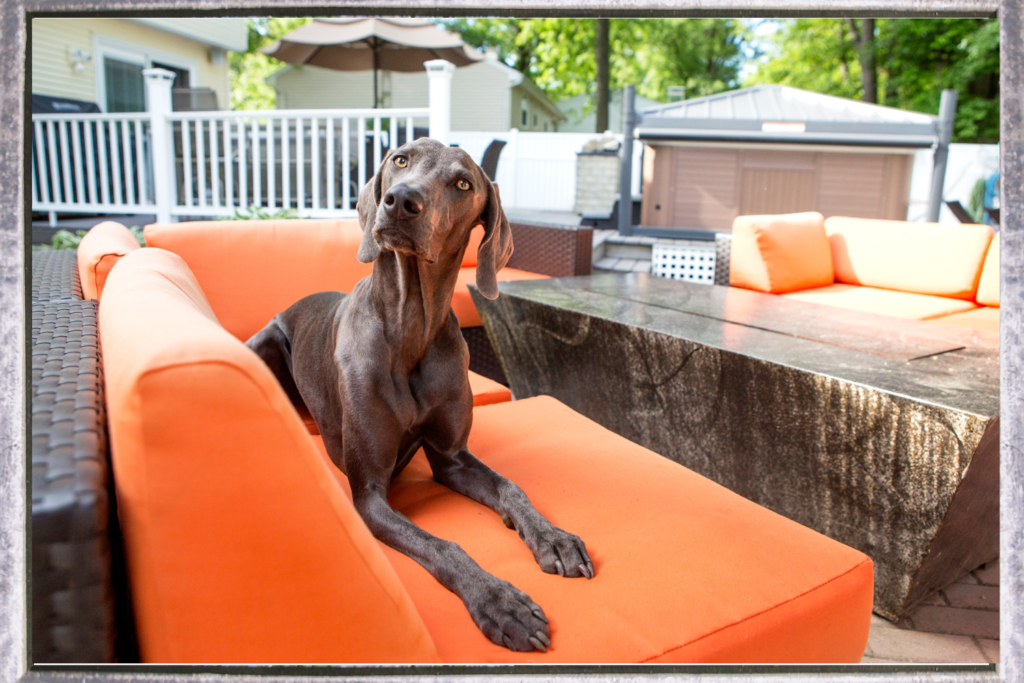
[246,138,593,653]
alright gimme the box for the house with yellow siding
[31,18,247,112]
[269,55,566,133]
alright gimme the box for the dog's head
[356,138,513,299]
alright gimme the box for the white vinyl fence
[449,130,644,213]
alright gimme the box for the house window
[544,120,548,132]
[533,112,538,126]
[521,101,528,126]
[95,35,198,113]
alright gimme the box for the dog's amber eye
[456,179,471,191]
[393,156,408,168]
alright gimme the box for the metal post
[424,59,454,146]
[619,85,636,236]
[144,68,176,224]
[926,89,958,223]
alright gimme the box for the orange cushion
[468,370,511,406]
[729,212,834,294]
[976,234,999,307]
[932,306,1000,335]
[461,225,484,267]
[824,217,993,299]
[76,221,141,300]
[781,283,979,320]
[378,397,872,663]
[99,248,439,664]
[144,219,374,342]
[454,267,550,327]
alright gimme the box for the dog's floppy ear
[356,152,391,263]
[474,180,514,300]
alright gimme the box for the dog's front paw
[466,576,552,652]
[531,526,594,579]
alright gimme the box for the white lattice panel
[652,242,716,284]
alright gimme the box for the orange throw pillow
[730,212,834,294]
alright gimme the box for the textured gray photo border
[0,0,1015,681]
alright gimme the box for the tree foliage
[436,18,748,105]
[230,17,311,110]
[746,18,999,143]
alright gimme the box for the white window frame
[94,34,200,112]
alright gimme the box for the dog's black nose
[383,186,424,219]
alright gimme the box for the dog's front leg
[424,444,594,581]
[335,422,553,653]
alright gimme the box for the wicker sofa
[726,212,1000,335]
[32,218,877,664]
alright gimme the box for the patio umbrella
[262,17,484,107]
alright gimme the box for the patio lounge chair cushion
[824,217,994,300]
[461,224,484,267]
[975,234,1000,307]
[780,283,979,321]
[729,212,834,294]
[310,396,874,663]
[98,247,440,664]
[145,219,375,342]
[453,266,550,327]
[931,306,1000,335]
[77,221,142,300]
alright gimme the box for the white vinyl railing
[32,64,450,225]
[32,112,156,215]
[168,109,429,218]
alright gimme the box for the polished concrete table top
[472,273,999,619]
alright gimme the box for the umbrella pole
[373,44,379,109]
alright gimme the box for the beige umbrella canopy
[262,17,484,107]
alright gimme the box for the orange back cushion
[461,225,484,267]
[144,219,374,341]
[976,233,999,307]
[729,212,834,294]
[824,217,993,300]
[99,248,439,663]
[76,221,141,299]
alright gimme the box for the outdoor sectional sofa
[727,212,1000,335]
[31,218,876,664]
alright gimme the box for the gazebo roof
[636,85,938,148]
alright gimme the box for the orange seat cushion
[781,283,979,320]
[931,306,1000,335]
[729,212,834,294]
[824,217,993,300]
[99,248,439,664]
[76,220,141,300]
[313,397,873,663]
[976,233,1000,307]
[468,370,511,406]
[461,225,484,267]
[454,267,550,327]
[144,219,374,342]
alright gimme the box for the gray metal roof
[637,85,938,148]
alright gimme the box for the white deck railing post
[425,60,454,146]
[144,68,176,224]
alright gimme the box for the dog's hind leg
[246,319,307,412]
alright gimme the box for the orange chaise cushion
[781,283,979,320]
[99,248,439,664]
[729,212,834,294]
[824,217,993,299]
[374,396,874,663]
[77,221,141,300]
[145,219,374,341]
[976,233,1000,307]
[454,267,550,327]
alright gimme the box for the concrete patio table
[471,273,999,620]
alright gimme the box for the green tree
[230,17,311,110]
[437,18,747,109]
[746,18,999,143]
